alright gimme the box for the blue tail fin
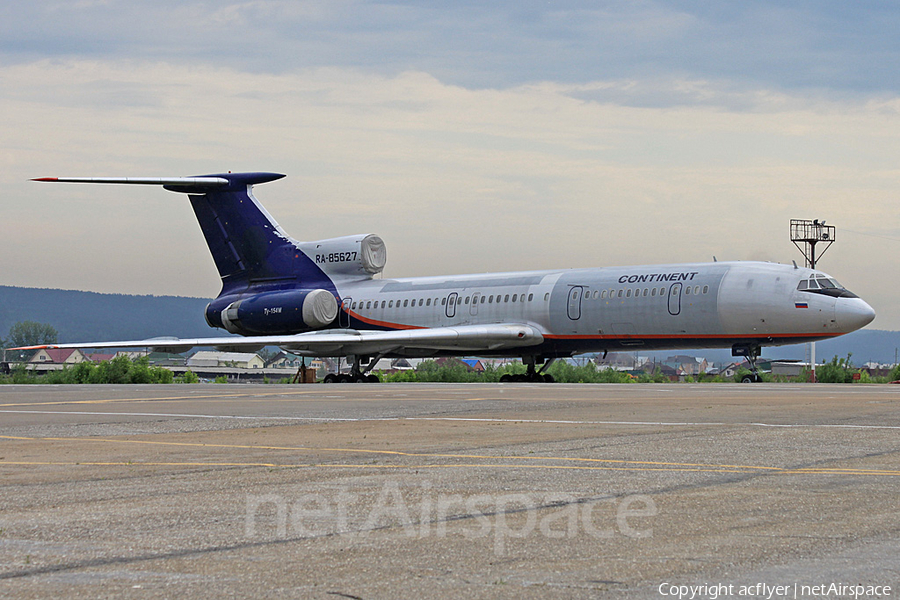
[33,172,338,295]
[171,173,334,294]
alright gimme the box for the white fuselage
[332,261,874,357]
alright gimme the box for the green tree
[176,370,200,384]
[889,364,900,382]
[8,321,58,347]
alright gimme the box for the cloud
[2,59,899,328]
[3,1,900,93]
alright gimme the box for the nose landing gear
[733,344,763,383]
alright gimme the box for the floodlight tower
[791,219,835,269]
[790,219,837,382]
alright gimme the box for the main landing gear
[322,354,381,384]
[499,356,556,383]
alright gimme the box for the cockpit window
[797,274,857,298]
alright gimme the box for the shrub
[175,370,200,384]
[815,354,855,383]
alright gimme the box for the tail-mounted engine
[207,289,338,335]
[299,234,386,279]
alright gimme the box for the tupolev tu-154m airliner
[21,172,875,383]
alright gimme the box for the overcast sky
[2,1,900,329]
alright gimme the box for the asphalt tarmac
[1,383,898,599]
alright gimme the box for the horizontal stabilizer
[32,177,230,187]
[32,173,285,194]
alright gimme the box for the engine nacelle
[299,234,386,278]
[213,289,338,335]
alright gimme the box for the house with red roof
[29,348,87,364]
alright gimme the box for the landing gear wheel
[500,374,513,383]
[366,373,380,383]
[741,375,754,384]
[542,373,555,383]
[323,373,337,384]
[337,374,352,384]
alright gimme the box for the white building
[187,351,265,369]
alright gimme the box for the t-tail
[33,173,387,335]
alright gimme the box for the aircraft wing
[13,323,544,357]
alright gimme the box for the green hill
[0,286,220,344]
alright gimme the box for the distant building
[29,348,86,364]
[266,351,307,369]
[770,361,808,377]
[594,353,642,371]
[662,355,709,376]
[187,351,265,369]
[460,359,486,372]
[435,357,484,372]
[714,362,744,378]
[147,352,186,366]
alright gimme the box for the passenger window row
[582,285,709,300]
[350,292,540,311]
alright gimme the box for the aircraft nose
[835,297,876,332]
